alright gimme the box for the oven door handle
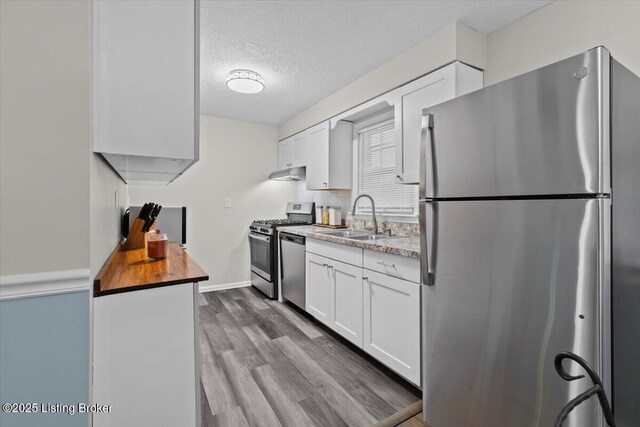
[249,232,271,243]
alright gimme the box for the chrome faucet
[352,194,378,235]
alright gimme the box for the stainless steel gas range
[249,202,314,298]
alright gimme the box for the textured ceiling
[200,0,551,125]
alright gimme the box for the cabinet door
[291,132,308,167]
[363,270,420,385]
[278,138,293,169]
[93,0,196,160]
[395,63,483,184]
[306,252,331,325]
[93,283,198,427]
[394,68,456,184]
[330,259,363,347]
[306,121,330,189]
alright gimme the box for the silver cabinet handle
[377,261,396,269]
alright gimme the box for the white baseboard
[0,269,90,301]
[199,281,251,293]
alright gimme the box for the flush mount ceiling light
[225,69,264,94]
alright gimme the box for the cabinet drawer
[364,249,420,283]
[307,239,363,267]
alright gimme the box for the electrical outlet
[224,198,231,208]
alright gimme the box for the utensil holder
[122,218,155,251]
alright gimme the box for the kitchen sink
[315,229,399,241]
[315,230,371,238]
[347,234,394,241]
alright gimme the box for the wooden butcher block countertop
[94,243,209,297]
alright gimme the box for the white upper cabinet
[394,62,483,184]
[93,0,199,184]
[306,120,352,190]
[291,132,308,167]
[278,132,308,169]
[278,137,293,169]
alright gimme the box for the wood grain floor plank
[200,381,216,427]
[316,335,419,410]
[242,324,272,348]
[200,288,421,427]
[230,298,263,327]
[398,413,429,427]
[239,286,270,310]
[299,392,348,427]
[344,380,398,421]
[296,335,406,419]
[216,311,266,368]
[211,406,250,427]
[199,293,209,306]
[252,364,316,427]
[219,350,283,427]
[251,313,289,340]
[265,299,324,339]
[243,325,317,401]
[216,290,243,311]
[274,335,377,426]
[319,384,376,427]
[374,401,425,427]
[199,326,238,415]
[200,305,234,354]
[203,291,227,313]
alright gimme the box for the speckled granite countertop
[278,225,421,259]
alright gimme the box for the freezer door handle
[419,112,435,200]
[419,202,438,286]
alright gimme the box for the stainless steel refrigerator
[419,47,639,426]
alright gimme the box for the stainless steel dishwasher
[279,232,305,309]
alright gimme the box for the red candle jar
[147,233,168,259]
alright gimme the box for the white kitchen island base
[93,282,200,427]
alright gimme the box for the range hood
[269,166,306,181]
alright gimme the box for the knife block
[122,218,155,251]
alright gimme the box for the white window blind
[357,121,415,215]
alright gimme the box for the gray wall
[0,292,90,427]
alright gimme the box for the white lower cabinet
[306,252,332,325]
[363,270,421,385]
[330,259,363,347]
[305,239,421,386]
[93,283,199,426]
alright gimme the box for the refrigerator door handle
[419,112,435,200]
[419,203,429,285]
[419,201,438,286]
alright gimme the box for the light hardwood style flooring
[199,286,420,427]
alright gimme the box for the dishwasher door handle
[280,233,305,245]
